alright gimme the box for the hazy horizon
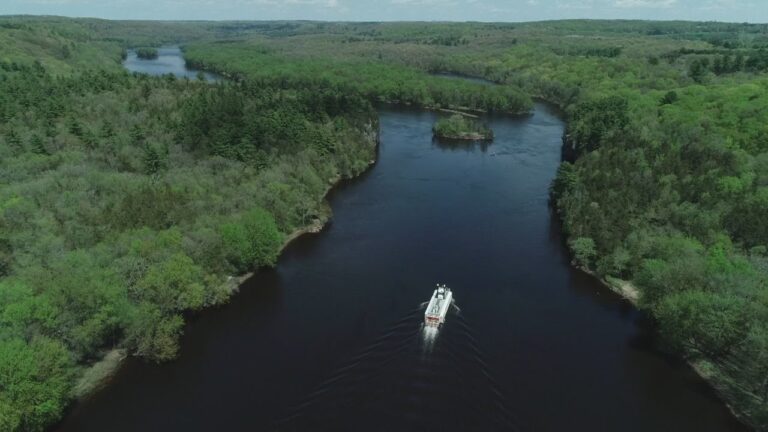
[1,0,766,24]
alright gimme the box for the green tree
[596,246,631,278]
[0,338,73,432]
[28,134,47,155]
[660,90,678,105]
[136,253,206,312]
[67,117,83,137]
[550,162,577,201]
[569,237,597,269]
[143,143,168,176]
[130,124,145,145]
[100,121,115,139]
[135,47,159,60]
[220,207,283,272]
[689,58,710,83]
[654,290,749,358]
[0,238,12,277]
[124,303,184,362]
[569,96,629,155]
[5,130,23,152]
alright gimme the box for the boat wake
[274,303,522,432]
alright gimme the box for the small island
[135,47,159,60]
[433,114,494,141]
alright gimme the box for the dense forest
[0,16,767,431]
[0,18,377,431]
[183,43,532,114]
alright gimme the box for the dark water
[123,46,220,82]
[55,57,747,431]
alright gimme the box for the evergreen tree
[130,124,145,145]
[67,117,83,137]
[29,134,47,155]
[100,121,115,139]
[5,129,23,152]
[143,143,168,176]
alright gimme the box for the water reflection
[432,136,493,153]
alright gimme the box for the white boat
[424,284,453,327]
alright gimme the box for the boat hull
[424,287,453,327]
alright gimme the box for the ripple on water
[274,305,521,432]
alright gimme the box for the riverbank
[560,173,757,430]
[71,121,380,401]
[423,71,757,431]
[520,72,758,429]
[230,120,379,289]
[592,270,751,429]
[181,51,533,116]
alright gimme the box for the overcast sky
[1,0,765,23]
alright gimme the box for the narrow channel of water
[54,57,746,432]
[122,46,220,82]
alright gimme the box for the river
[54,53,747,432]
[123,46,221,81]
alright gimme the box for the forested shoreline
[0,16,767,431]
[0,19,378,431]
[183,43,533,115]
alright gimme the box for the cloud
[701,0,754,10]
[389,0,458,4]
[18,0,93,4]
[614,0,676,7]
[5,0,768,22]
[240,0,340,6]
[556,0,595,10]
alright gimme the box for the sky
[1,0,766,23]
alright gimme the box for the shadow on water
[432,136,493,153]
